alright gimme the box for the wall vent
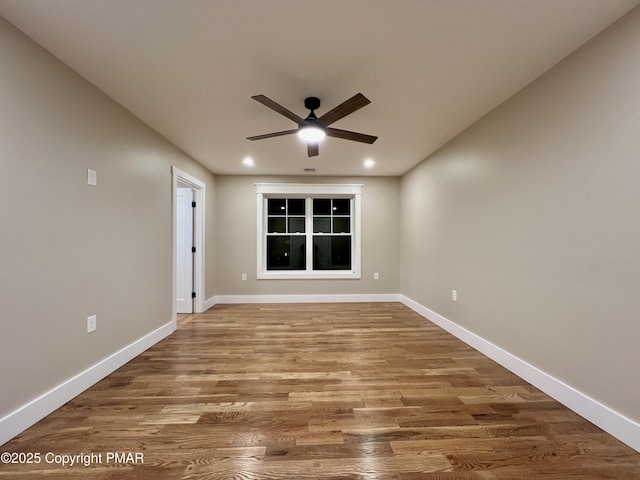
[303,168,316,173]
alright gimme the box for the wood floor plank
[1,303,638,479]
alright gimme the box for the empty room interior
[1,1,639,478]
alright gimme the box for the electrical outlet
[87,315,97,333]
[452,290,458,302]
[241,273,247,281]
[374,272,379,280]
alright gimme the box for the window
[256,184,362,279]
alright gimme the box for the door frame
[172,166,205,322]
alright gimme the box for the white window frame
[256,183,362,279]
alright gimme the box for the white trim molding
[255,183,363,196]
[400,295,640,453]
[0,321,174,446]
[204,295,217,311]
[211,294,400,305]
[172,166,206,316]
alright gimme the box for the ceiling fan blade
[326,127,377,144]
[307,143,319,157]
[247,129,298,141]
[251,95,304,125]
[318,93,371,127]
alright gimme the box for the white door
[176,187,194,313]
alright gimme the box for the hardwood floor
[2,303,639,479]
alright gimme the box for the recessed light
[364,158,375,169]
[243,156,255,167]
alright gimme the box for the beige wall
[214,175,400,296]
[0,17,215,418]
[401,9,640,421]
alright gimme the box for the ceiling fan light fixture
[297,125,326,143]
[248,93,376,157]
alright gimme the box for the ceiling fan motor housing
[304,96,321,112]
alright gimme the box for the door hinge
[192,201,196,208]
[191,246,196,253]
[191,292,196,299]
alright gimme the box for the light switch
[87,169,97,186]
[87,315,97,333]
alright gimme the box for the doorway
[172,166,205,323]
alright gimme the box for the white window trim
[256,183,362,280]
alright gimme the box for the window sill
[257,271,361,280]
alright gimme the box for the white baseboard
[204,295,217,310]
[0,320,175,446]
[400,295,640,453]
[210,293,401,305]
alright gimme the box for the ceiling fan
[247,93,377,157]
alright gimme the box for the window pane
[267,236,305,270]
[268,198,287,215]
[333,217,350,234]
[313,198,331,215]
[288,217,305,233]
[268,218,286,233]
[313,236,351,270]
[288,199,305,215]
[313,217,331,233]
[332,198,350,215]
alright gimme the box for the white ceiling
[1,0,638,176]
